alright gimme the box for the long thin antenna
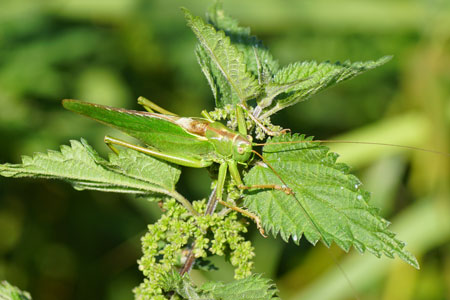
[254,140,450,157]
[251,150,290,190]
[251,148,361,299]
[327,247,361,300]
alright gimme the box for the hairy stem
[180,187,218,275]
[258,104,281,120]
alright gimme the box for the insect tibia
[218,200,267,237]
[237,184,293,195]
[280,185,294,195]
[245,109,282,137]
[238,104,287,140]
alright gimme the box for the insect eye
[238,146,245,154]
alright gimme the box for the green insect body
[62,99,281,229]
[204,121,253,164]
[62,100,252,168]
[60,98,429,270]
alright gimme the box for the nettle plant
[0,5,419,300]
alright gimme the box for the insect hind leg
[137,96,178,116]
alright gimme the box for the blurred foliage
[0,0,449,299]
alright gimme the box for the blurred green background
[0,0,449,299]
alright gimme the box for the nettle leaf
[162,273,204,300]
[206,3,279,80]
[0,139,180,196]
[195,45,233,107]
[200,275,279,300]
[184,8,260,107]
[259,56,391,118]
[244,133,419,269]
[257,78,310,111]
[160,273,278,300]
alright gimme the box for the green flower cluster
[208,104,236,121]
[253,117,283,141]
[208,105,283,140]
[134,198,255,299]
[208,104,245,131]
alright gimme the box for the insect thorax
[205,122,252,162]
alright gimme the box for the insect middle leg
[215,162,266,236]
[217,161,294,237]
[228,161,293,195]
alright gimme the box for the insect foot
[278,185,294,195]
[278,128,291,135]
[255,218,267,238]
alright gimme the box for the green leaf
[0,281,32,300]
[195,45,234,107]
[243,133,419,269]
[158,272,279,300]
[206,3,279,80]
[184,8,260,107]
[0,139,180,196]
[200,274,279,300]
[159,272,204,300]
[259,56,391,118]
[257,78,311,110]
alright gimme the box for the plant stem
[204,186,219,215]
[259,103,281,120]
[180,187,218,275]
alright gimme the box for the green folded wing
[62,100,215,162]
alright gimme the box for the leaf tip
[401,250,420,270]
[61,98,79,111]
[181,7,193,21]
[379,55,393,64]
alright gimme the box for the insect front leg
[238,104,289,137]
[215,162,228,203]
[235,105,248,136]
